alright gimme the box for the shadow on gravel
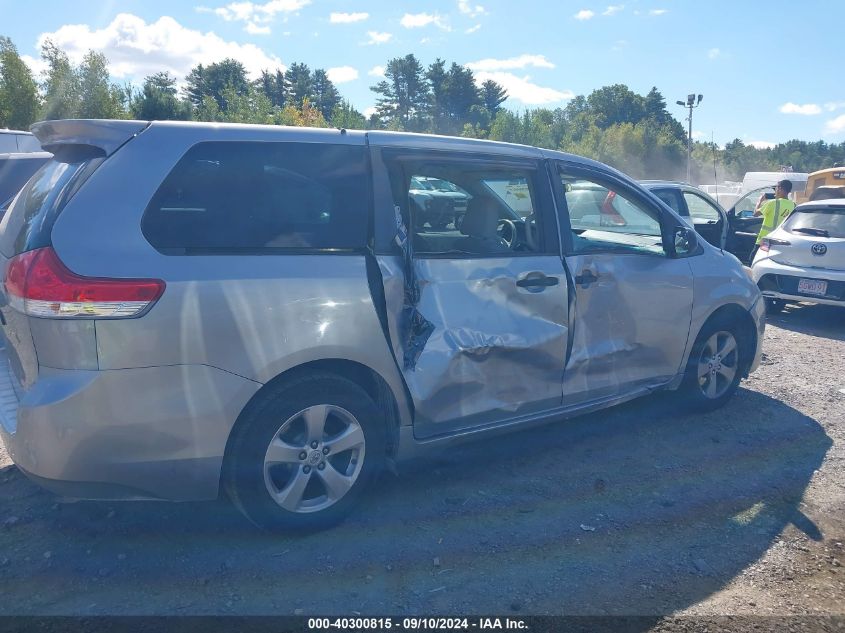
[0,387,832,620]
[768,302,845,341]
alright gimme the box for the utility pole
[676,93,703,183]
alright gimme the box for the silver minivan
[0,120,766,531]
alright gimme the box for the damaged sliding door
[371,147,570,439]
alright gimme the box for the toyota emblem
[811,243,827,256]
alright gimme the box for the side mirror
[673,225,697,256]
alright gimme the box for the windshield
[784,208,845,239]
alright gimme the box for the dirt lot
[1,302,843,622]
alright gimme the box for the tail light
[600,191,627,226]
[759,237,791,253]
[4,247,165,318]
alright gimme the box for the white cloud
[37,13,284,81]
[603,5,624,15]
[649,9,668,15]
[209,0,309,22]
[364,106,378,118]
[824,102,845,112]
[466,24,482,34]
[326,66,358,83]
[368,65,385,77]
[365,31,392,45]
[574,9,595,20]
[400,13,450,30]
[779,102,822,115]
[21,54,48,79]
[611,39,627,51]
[466,54,555,72]
[245,22,271,34]
[708,48,721,59]
[458,0,487,17]
[458,0,487,18]
[748,140,776,149]
[691,131,706,140]
[825,114,845,134]
[474,71,573,105]
[329,12,368,24]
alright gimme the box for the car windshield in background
[482,177,533,218]
[784,208,845,239]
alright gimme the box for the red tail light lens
[4,247,165,318]
[759,238,791,253]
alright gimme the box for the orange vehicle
[795,167,845,203]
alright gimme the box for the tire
[224,373,385,532]
[765,298,785,314]
[678,315,744,412]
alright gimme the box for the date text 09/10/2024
[308,617,528,630]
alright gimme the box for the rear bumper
[0,350,260,501]
[752,258,845,306]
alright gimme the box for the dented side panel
[562,252,694,404]
[382,255,570,438]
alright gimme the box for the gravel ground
[0,302,843,623]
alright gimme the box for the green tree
[311,69,340,120]
[585,84,645,128]
[39,39,80,120]
[480,79,508,118]
[426,58,449,132]
[77,51,126,119]
[371,54,430,131]
[185,59,249,111]
[0,36,40,129]
[131,72,190,120]
[284,62,312,107]
[329,99,367,130]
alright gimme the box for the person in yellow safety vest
[755,179,796,245]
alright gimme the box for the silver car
[0,120,766,531]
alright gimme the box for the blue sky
[2,0,843,147]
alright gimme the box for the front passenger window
[561,174,665,256]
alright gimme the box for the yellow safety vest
[756,198,796,244]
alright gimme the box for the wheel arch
[221,359,402,493]
[691,303,758,377]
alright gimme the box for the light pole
[676,93,703,183]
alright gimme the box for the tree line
[2,35,844,183]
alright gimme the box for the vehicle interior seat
[454,197,509,254]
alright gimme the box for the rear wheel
[679,316,744,412]
[224,373,385,532]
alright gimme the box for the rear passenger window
[142,142,368,253]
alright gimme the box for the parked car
[0,129,42,153]
[0,119,765,531]
[752,199,845,312]
[0,152,52,217]
[409,175,470,230]
[640,181,728,250]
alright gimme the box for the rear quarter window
[0,146,104,257]
[141,141,369,253]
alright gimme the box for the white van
[740,172,808,198]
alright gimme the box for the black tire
[678,315,745,412]
[765,298,786,314]
[224,373,385,532]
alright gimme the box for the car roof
[640,180,692,189]
[795,199,845,210]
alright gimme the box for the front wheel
[679,317,744,412]
[224,374,385,532]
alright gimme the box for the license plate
[797,278,827,296]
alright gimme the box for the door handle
[574,269,599,287]
[516,276,559,288]
[516,276,559,289]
